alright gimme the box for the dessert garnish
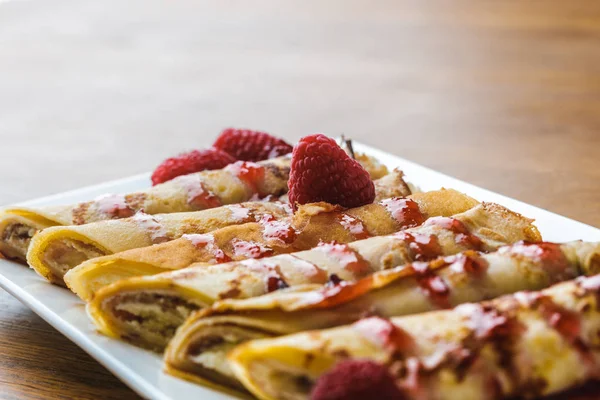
[288,134,375,209]
[151,147,235,185]
[213,128,293,161]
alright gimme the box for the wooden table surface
[0,1,599,399]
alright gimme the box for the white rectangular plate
[1,142,599,400]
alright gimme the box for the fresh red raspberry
[310,360,404,400]
[151,147,236,185]
[213,128,293,161]
[288,134,375,209]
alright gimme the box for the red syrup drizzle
[407,260,452,309]
[502,242,571,281]
[411,253,489,309]
[317,241,371,277]
[416,273,451,309]
[516,292,582,345]
[394,232,443,262]
[94,194,135,218]
[177,175,222,209]
[424,217,484,250]
[244,259,288,293]
[353,316,414,353]
[456,303,519,340]
[379,198,426,229]
[259,215,297,244]
[226,161,266,195]
[232,239,274,259]
[397,342,475,399]
[337,214,370,240]
[190,188,222,209]
[447,252,489,276]
[266,275,289,292]
[516,291,595,370]
[452,302,526,395]
[182,234,231,264]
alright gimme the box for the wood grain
[0,0,599,399]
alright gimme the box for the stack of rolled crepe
[165,240,600,391]
[4,152,389,262]
[227,272,600,400]
[0,156,293,262]
[28,168,411,287]
[65,188,476,300]
[87,201,540,351]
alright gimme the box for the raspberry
[213,128,293,161]
[151,147,235,185]
[310,360,404,400]
[288,134,375,209]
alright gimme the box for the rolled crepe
[28,202,292,285]
[165,241,600,390]
[0,156,292,262]
[32,169,412,288]
[87,202,541,351]
[229,273,600,400]
[66,188,476,300]
[0,154,388,263]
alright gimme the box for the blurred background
[0,1,599,399]
[1,1,599,225]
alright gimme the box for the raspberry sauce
[182,234,231,263]
[259,215,297,244]
[410,253,488,309]
[177,175,222,209]
[131,211,169,244]
[516,293,581,344]
[394,232,442,262]
[353,317,414,352]
[267,276,289,292]
[424,217,483,250]
[415,274,451,309]
[232,239,273,258]
[540,298,581,344]
[518,291,595,369]
[226,161,266,195]
[94,194,135,218]
[456,303,517,340]
[379,198,426,229]
[317,242,371,276]
[501,242,569,280]
[447,253,489,276]
[338,214,370,240]
[244,259,287,293]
